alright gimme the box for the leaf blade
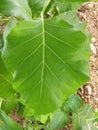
[2,12,91,115]
[50,109,70,129]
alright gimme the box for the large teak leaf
[2,13,91,115]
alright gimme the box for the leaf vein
[0,74,12,84]
[9,32,42,52]
[46,31,76,49]
[45,63,60,83]
[15,23,41,30]
[45,22,70,29]
[46,45,77,78]
[18,62,42,87]
[19,43,42,65]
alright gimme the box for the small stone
[90,44,97,54]
[88,3,94,8]
[92,37,96,42]
[84,85,92,95]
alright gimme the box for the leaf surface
[1,96,17,114]
[0,19,17,98]
[0,53,17,113]
[2,12,91,114]
[0,110,22,130]
[28,0,47,17]
[62,94,83,113]
[0,0,32,20]
[72,105,97,130]
[55,0,90,2]
[0,35,3,51]
[0,54,13,98]
[54,0,91,14]
[50,109,70,129]
[54,2,83,13]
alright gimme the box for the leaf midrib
[0,74,12,84]
[40,13,45,96]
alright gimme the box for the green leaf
[0,98,3,108]
[36,113,52,124]
[55,0,90,2]
[50,109,70,129]
[62,94,83,113]
[0,0,32,20]
[0,110,22,130]
[2,12,91,115]
[0,18,17,99]
[17,102,34,117]
[0,20,18,113]
[0,54,14,98]
[3,18,17,43]
[0,35,3,51]
[1,96,17,114]
[60,11,87,30]
[72,105,97,130]
[0,53,17,113]
[17,102,25,116]
[94,112,98,122]
[28,0,47,17]
[50,94,82,129]
[54,2,83,13]
[53,0,91,14]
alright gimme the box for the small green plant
[0,0,97,130]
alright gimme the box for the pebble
[90,44,97,54]
[84,85,92,95]
[92,37,96,42]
